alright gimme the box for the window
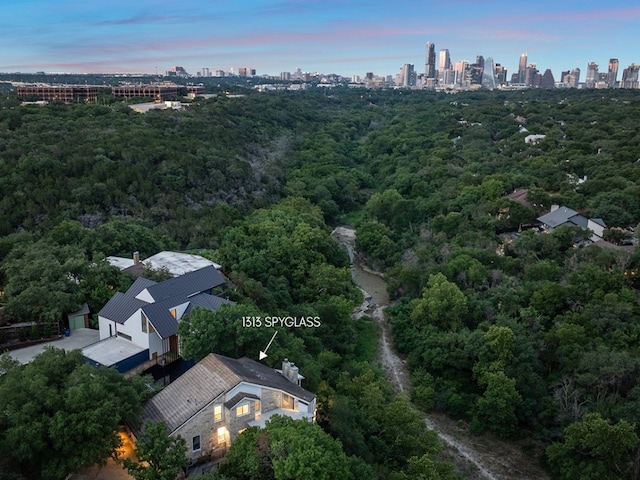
[117,331,132,341]
[282,393,294,410]
[170,308,177,319]
[236,403,250,416]
[254,400,261,414]
[217,427,228,445]
[141,312,148,333]
[238,428,246,435]
[214,405,223,422]
[192,435,201,451]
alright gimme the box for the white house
[93,266,232,368]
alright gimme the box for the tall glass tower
[481,57,498,89]
[518,53,527,83]
[425,42,436,79]
[607,58,619,88]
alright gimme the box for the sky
[1,0,639,80]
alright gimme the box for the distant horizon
[2,1,639,82]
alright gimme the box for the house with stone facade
[134,354,316,463]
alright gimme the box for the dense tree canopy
[0,349,147,480]
[2,86,640,479]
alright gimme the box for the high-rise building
[454,60,468,85]
[524,63,538,86]
[438,49,451,84]
[561,68,580,88]
[425,42,436,79]
[399,63,416,87]
[621,64,639,88]
[540,69,555,89]
[607,58,619,88]
[494,64,507,85]
[481,57,498,89]
[585,62,599,88]
[438,49,451,72]
[518,53,527,83]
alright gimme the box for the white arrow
[259,330,278,360]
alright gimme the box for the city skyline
[1,1,639,80]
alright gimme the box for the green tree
[547,413,639,480]
[0,348,146,480]
[177,304,275,361]
[219,415,352,480]
[410,273,468,330]
[122,421,188,480]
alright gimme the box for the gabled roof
[145,265,225,302]
[185,293,233,315]
[218,356,315,403]
[98,277,156,324]
[537,206,580,228]
[224,392,260,409]
[139,354,315,435]
[141,354,243,434]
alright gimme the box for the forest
[1,85,640,479]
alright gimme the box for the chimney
[133,251,140,265]
[281,358,301,385]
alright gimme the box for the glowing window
[236,404,250,416]
[214,405,223,422]
[217,427,228,445]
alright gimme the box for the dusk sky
[1,0,639,79]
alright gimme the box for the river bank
[331,225,550,480]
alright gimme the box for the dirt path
[332,226,551,480]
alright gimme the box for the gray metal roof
[99,268,229,338]
[98,277,156,323]
[146,266,225,302]
[185,293,234,315]
[537,206,580,228]
[141,299,181,339]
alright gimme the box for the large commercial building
[16,85,98,104]
[111,84,179,101]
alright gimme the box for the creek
[331,225,510,480]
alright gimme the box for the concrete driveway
[7,328,100,364]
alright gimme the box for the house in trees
[106,250,221,278]
[134,354,316,463]
[87,266,232,372]
[537,205,606,242]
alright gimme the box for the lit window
[254,400,261,414]
[282,393,294,410]
[217,427,228,445]
[214,405,222,422]
[238,428,246,435]
[192,435,201,451]
[236,404,250,416]
[170,308,177,319]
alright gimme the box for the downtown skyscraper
[425,42,436,79]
